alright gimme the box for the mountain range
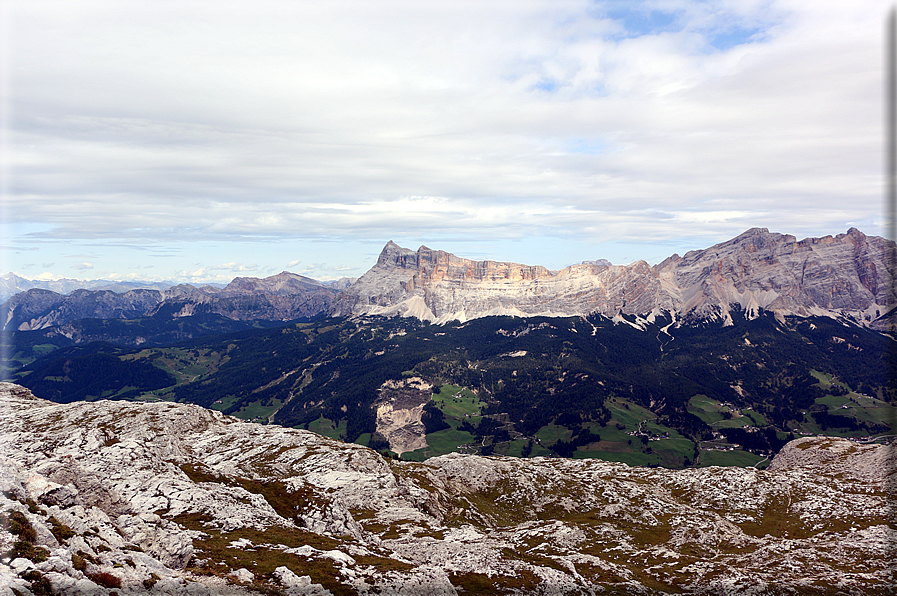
[3,227,895,468]
[0,273,184,303]
[2,273,343,334]
[4,228,894,337]
[333,227,895,328]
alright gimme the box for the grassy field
[405,384,486,459]
[31,344,58,356]
[798,370,896,437]
[687,394,764,428]
[810,369,850,390]
[427,426,478,453]
[404,425,477,461]
[430,384,484,419]
[816,393,895,428]
[606,398,656,428]
[232,399,283,422]
[209,394,239,411]
[548,398,698,467]
[497,439,531,457]
[306,416,347,440]
[99,385,139,399]
[575,437,696,468]
[698,449,766,468]
[120,346,230,388]
[535,424,573,445]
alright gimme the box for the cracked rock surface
[0,382,894,595]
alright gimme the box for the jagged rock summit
[1,383,894,595]
[6,228,893,335]
[333,228,896,327]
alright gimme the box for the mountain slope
[11,313,893,466]
[333,228,895,327]
[1,272,339,333]
[1,383,893,595]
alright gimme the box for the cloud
[298,262,355,276]
[210,262,258,272]
[3,0,889,281]
[70,262,94,270]
[287,259,302,267]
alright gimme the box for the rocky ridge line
[2,272,341,333]
[333,228,896,328]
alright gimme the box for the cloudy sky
[1,0,890,284]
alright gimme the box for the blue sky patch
[604,6,680,38]
[534,79,560,93]
[709,26,762,51]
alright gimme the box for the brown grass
[449,570,542,594]
[87,571,122,589]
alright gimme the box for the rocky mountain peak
[336,229,895,328]
[223,271,324,294]
[2,270,343,334]
[376,240,414,265]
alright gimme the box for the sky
[0,0,890,285]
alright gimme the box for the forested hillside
[6,310,895,468]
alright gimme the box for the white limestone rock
[273,566,332,595]
[230,567,254,583]
[0,382,893,595]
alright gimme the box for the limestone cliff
[333,228,896,328]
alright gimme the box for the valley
[5,311,893,469]
[2,227,895,470]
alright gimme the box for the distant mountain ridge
[1,271,344,332]
[4,228,894,335]
[0,271,356,303]
[0,272,182,302]
[334,228,896,329]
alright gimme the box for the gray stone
[230,567,254,583]
[38,484,79,508]
[9,557,35,572]
[274,566,313,589]
[0,382,893,595]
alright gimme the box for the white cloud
[70,262,94,270]
[3,0,891,281]
[211,262,258,272]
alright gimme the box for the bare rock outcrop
[0,383,894,594]
[334,228,896,328]
[374,377,434,455]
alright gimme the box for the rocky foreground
[0,383,894,595]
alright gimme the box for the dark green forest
[5,308,895,468]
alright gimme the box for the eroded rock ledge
[0,382,894,595]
